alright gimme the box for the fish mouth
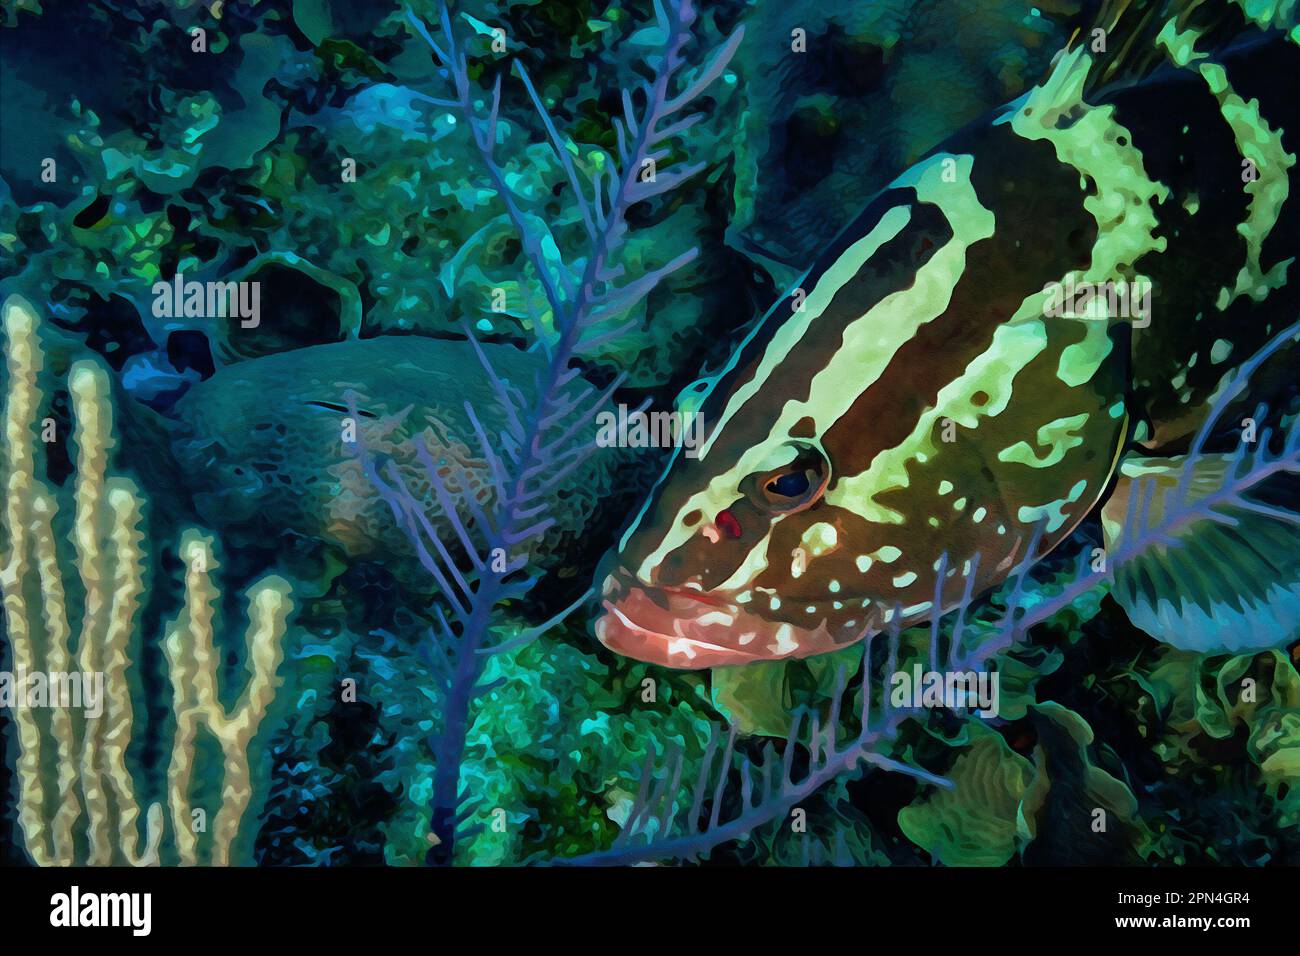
[594,564,843,669]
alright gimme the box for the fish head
[598,427,859,668]
[596,152,1131,669]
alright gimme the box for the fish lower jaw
[594,572,850,669]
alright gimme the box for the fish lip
[594,565,841,669]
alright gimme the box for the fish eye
[751,442,829,513]
[769,471,810,497]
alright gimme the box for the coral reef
[0,0,1297,872]
[1,294,291,866]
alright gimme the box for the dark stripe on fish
[823,125,1101,477]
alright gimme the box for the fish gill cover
[0,0,1297,882]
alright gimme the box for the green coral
[898,724,1032,866]
[1017,703,1149,864]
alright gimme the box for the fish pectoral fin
[1101,454,1300,653]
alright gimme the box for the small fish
[596,6,1300,668]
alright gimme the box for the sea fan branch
[356,0,740,864]
[558,612,958,867]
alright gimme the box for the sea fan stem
[360,0,741,864]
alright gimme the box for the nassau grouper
[596,2,1300,668]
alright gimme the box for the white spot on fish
[801,522,839,556]
[666,638,698,660]
[769,624,799,655]
[791,547,808,579]
[696,610,735,628]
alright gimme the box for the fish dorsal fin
[1064,0,1289,99]
[1101,454,1300,652]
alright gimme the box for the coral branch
[0,301,164,867]
[0,294,292,867]
[164,532,292,867]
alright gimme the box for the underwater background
[0,0,1298,868]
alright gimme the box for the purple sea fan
[352,0,743,864]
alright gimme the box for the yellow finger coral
[0,293,292,866]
